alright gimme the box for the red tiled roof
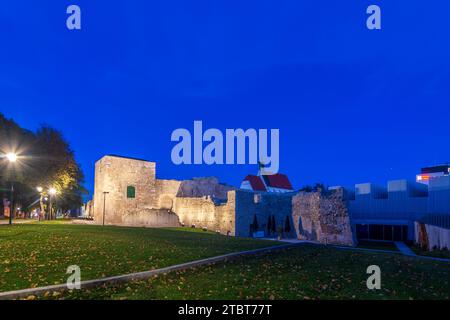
[243,173,294,191]
[244,175,267,191]
[263,173,293,190]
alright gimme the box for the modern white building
[341,165,450,242]
[416,164,450,185]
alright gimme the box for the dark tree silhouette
[0,113,85,217]
[285,216,291,233]
[252,214,259,231]
[300,182,327,193]
[267,215,272,235]
[271,215,276,234]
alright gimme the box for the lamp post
[9,183,14,225]
[48,188,57,220]
[102,191,109,226]
[43,197,48,219]
[6,153,17,225]
[37,187,43,221]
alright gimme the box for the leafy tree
[299,185,313,192]
[0,115,36,215]
[0,113,85,218]
[300,183,327,193]
[34,126,86,217]
[0,114,35,184]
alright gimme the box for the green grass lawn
[409,245,450,259]
[54,245,450,300]
[0,223,280,292]
[357,240,399,252]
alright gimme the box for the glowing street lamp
[49,188,57,195]
[36,186,43,193]
[6,152,17,163]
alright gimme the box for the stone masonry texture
[93,155,354,245]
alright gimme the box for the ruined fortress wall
[292,190,354,246]
[232,189,354,243]
[119,208,180,227]
[93,156,354,244]
[234,190,295,238]
[292,192,320,241]
[176,178,234,199]
[93,155,236,232]
[154,178,234,210]
[93,155,158,225]
[172,196,217,228]
[215,191,237,235]
[155,179,182,210]
[172,190,236,235]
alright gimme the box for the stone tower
[93,155,157,225]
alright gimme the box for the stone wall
[154,177,233,210]
[233,188,354,244]
[234,190,295,238]
[172,191,236,235]
[177,177,233,199]
[93,155,236,233]
[119,208,180,227]
[93,155,354,244]
[93,155,158,225]
[292,189,355,246]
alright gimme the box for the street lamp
[6,152,17,225]
[36,187,44,220]
[6,153,17,163]
[48,188,57,220]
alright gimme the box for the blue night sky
[1,1,450,197]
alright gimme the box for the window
[254,194,261,204]
[127,186,136,198]
[356,224,369,239]
[356,224,408,241]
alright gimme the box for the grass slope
[57,245,450,300]
[0,223,280,292]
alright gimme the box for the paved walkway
[260,237,315,244]
[394,241,417,256]
[0,219,37,225]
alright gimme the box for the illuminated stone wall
[93,155,354,245]
[292,189,355,246]
[93,155,235,232]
